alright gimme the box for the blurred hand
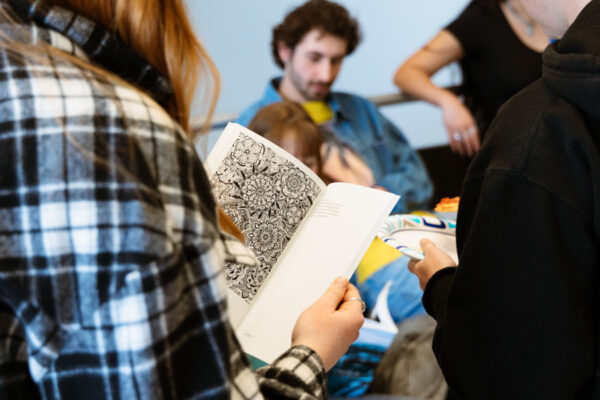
[408,239,457,290]
[291,276,364,371]
[371,185,389,192]
[320,144,376,187]
[440,97,480,157]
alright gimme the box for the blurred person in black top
[395,0,548,157]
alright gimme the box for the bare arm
[394,30,479,156]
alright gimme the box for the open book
[204,122,399,363]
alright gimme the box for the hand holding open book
[292,276,364,371]
[204,123,399,363]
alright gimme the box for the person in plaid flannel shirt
[0,0,364,398]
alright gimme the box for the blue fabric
[327,343,387,397]
[327,257,426,397]
[353,257,426,324]
[237,79,433,213]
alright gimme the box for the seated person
[249,101,431,324]
[238,0,433,213]
[249,101,377,188]
[248,101,432,397]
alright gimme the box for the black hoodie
[423,1,600,398]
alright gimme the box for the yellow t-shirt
[302,101,333,125]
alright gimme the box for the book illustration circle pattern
[225,263,268,301]
[211,133,322,303]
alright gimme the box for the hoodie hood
[543,0,600,120]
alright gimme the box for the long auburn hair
[55,0,240,238]
[1,1,244,240]
[51,0,219,134]
[56,0,241,238]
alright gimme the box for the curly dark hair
[271,0,362,69]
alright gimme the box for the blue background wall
[187,0,470,150]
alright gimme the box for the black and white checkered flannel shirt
[0,0,327,398]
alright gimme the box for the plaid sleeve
[256,346,327,399]
[0,29,327,400]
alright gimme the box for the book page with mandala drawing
[205,123,327,327]
[238,181,398,362]
[206,124,399,363]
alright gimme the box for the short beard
[289,64,329,101]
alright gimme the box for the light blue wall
[187,0,470,150]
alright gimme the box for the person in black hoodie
[408,0,600,398]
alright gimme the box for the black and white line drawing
[211,133,321,302]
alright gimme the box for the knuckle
[354,315,364,329]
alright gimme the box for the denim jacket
[237,79,433,213]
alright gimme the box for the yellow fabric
[302,101,333,125]
[356,237,403,284]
